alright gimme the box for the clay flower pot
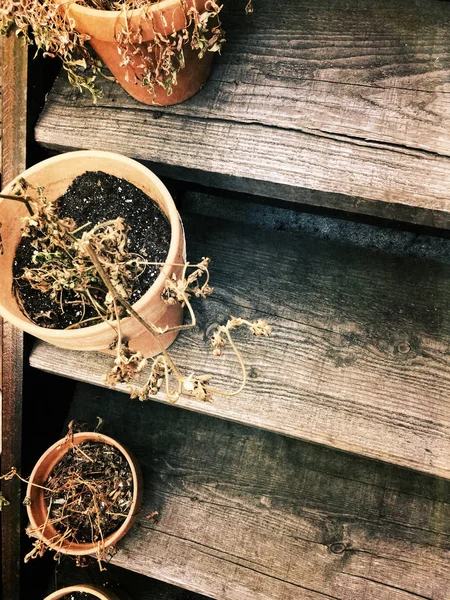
[45,584,121,600]
[59,0,214,105]
[27,432,143,557]
[0,150,186,357]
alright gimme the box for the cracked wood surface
[64,383,450,600]
[30,212,450,479]
[35,0,450,227]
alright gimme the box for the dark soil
[13,171,171,329]
[60,593,96,599]
[44,441,134,544]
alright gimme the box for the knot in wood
[329,542,347,555]
[397,342,411,355]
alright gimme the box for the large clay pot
[27,432,143,557]
[45,584,121,599]
[59,0,214,105]
[0,150,186,357]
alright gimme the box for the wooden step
[30,206,450,479]
[58,382,450,600]
[34,0,450,228]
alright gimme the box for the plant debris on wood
[13,171,170,329]
[43,441,133,546]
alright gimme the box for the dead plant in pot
[0,424,143,566]
[45,585,121,600]
[0,150,271,405]
[0,0,253,105]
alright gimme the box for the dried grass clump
[0,0,228,101]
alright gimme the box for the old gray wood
[35,0,450,227]
[61,383,450,600]
[1,32,27,600]
[30,212,450,479]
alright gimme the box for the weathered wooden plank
[43,0,450,154]
[1,36,26,184]
[0,38,3,163]
[30,212,450,478]
[62,383,450,600]
[35,0,450,227]
[1,33,27,600]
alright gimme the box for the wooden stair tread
[30,211,450,479]
[61,383,450,600]
[35,0,450,227]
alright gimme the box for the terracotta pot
[59,0,214,105]
[45,584,121,600]
[27,432,143,557]
[0,150,186,357]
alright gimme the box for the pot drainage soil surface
[14,171,171,328]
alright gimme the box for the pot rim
[0,150,183,343]
[45,583,121,600]
[26,431,143,556]
[56,0,212,44]
[58,0,183,19]
[57,0,211,31]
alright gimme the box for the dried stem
[0,467,55,493]
[0,192,33,215]
[85,241,185,382]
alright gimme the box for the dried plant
[10,179,141,327]
[0,0,228,101]
[3,180,271,405]
[0,0,103,99]
[0,424,133,567]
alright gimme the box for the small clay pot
[45,584,121,600]
[59,0,214,105]
[0,150,186,357]
[27,432,143,557]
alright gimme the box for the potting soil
[13,170,171,329]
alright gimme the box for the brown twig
[0,192,33,215]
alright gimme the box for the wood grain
[30,213,450,479]
[63,383,450,600]
[1,33,27,600]
[35,0,450,227]
[0,38,2,163]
